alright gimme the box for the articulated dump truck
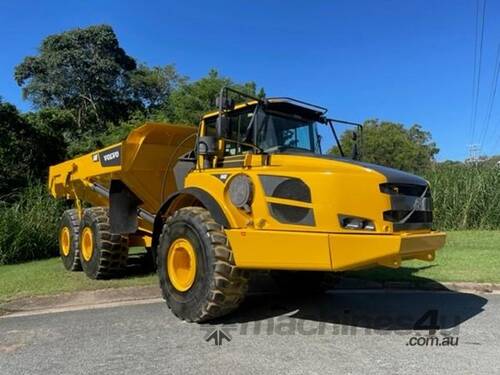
[49,88,446,322]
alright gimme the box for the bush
[426,164,500,230]
[0,184,64,265]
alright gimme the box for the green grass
[345,230,500,283]
[0,231,499,304]
[0,256,156,304]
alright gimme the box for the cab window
[224,107,254,156]
[204,108,255,156]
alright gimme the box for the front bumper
[328,231,446,271]
[226,229,446,271]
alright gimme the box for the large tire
[79,207,129,279]
[157,207,248,322]
[58,209,82,271]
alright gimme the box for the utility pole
[467,144,481,164]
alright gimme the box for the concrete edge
[332,277,500,294]
[1,279,499,319]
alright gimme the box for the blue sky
[1,0,499,160]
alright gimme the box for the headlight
[228,174,253,212]
[339,215,375,231]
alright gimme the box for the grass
[0,251,156,304]
[0,231,499,304]
[345,230,500,283]
[0,184,63,265]
[425,164,500,230]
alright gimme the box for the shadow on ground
[207,273,488,332]
[342,264,438,284]
[121,256,487,332]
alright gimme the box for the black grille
[269,203,314,226]
[272,178,311,202]
[383,210,433,223]
[380,183,430,197]
[381,182,433,231]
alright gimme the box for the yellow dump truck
[49,87,446,322]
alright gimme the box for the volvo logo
[103,151,119,162]
[98,146,121,167]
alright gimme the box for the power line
[469,0,480,143]
[470,0,487,144]
[491,131,500,153]
[479,43,500,148]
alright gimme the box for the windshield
[204,104,359,157]
[255,109,322,154]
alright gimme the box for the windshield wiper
[263,145,314,154]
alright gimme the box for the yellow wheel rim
[167,238,197,292]
[81,227,94,262]
[60,227,71,257]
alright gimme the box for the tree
[24,107,75,163]
[0,101,39,195]
[0,99,76,196]
[14,25,137,131]
[166,69,261,124]
[129,64,186,111]
[330,120,439,173]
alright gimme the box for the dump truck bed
[48,123,197,227]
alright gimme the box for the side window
[280,124,312,150]
[202,108,255,156]
[204,117,217,136]
[224,109,254,156]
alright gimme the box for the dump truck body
[49,123,196,235]
[49,90,445,322]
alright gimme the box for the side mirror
[216,115,230,138]
[197,136,217,156]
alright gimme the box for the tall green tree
[130,64,186,111]
[14,25,137,131]
[0,100,67,196]
[330,120,439,173]
[167,69,261,124]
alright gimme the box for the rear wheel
[59,209,82,271]
[157,207,248,322]
[79,207,129,279]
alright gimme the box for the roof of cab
[202,97,328,120]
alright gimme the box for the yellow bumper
[226,229,446,271]
[329,231,446,271]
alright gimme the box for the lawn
[0,253,156,304]
[0,231,499,304]
[345,230,500,284]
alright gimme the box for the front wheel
[157,207,248,322]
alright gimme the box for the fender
[151,187,231,257]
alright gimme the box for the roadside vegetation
[0,185,62,264]
[425,164,500,230]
